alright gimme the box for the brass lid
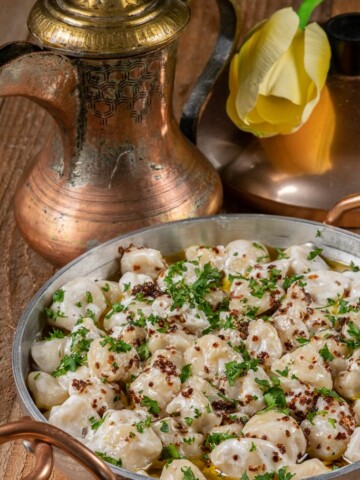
[28,0,190,57]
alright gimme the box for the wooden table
[0,0,358,478]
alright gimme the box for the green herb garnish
[89,415,106,430]
[180,364,192,383]
[44,329,65,341]
[205,431,237,451]
[141,395,160,415]
[319,343,334,362]
[161,444,181,460]
[52,289,65,303]
[95,451,122,467]
[100,336,132,353]
[307,247,323,260]
[136,342,151,361]
[225,359,260,386]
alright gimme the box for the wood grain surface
[0,1,357,478]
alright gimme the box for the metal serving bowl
[6,215,360,479]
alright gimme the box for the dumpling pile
[28,241,360,479]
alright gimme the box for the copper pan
[4,204,360,479]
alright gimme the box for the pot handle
[180,0,241,143]
[324,193,360,226]
[0,417,116,480]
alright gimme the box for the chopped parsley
[328,418,337,429]
[241,474,276,480]
[205,431,237,451]
[70,327,93,354]
[230,341,251,361]
[105,302,124,319]
[52,289,65,303]
[250,442,257,452]
[100,336,132,353]
[51,352,85,377]
[180,364,192,383]
[163,262,225,331]
[275,248,289,260]
[185,417,193,426]
[225,359,260,386]
[101,283,110,292]
[193,408,202,419]
[278,467,296,480]
[315,387,343,402]
[263,386,287,411]
[89,415,106,430]
[307,247,323,261]
[45,308,66,322]
[245,269,281,299]
[135,416,151,433]
[141,396,160,415]
[160,421,169,433]
[95,451,122,467]
[44,329,65,341]
[85,308,96,322]
[342,321,360,349]
[350,261,360,272]
[275,366,289,378]
[282,274,305,290]
[253,242,266,250]
[161,444,181,460]
[85,291,93,303]
[181,466,197,480]
[184,437,196,445]
[136,342,151,361]
[306,409,328,425]
[255,377,287,413]
[319,343,334,362]
[296,337,310,345]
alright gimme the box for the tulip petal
[301,22,331,124]
[254,95,302,125]
[259,30,310,105]
[234,7,299,120]
[226,6,331,137]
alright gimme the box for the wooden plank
[0,0,34,44]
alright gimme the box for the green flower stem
[298,0,325,29]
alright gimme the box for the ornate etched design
[80,48,173,125]
[28,1,189,56]
[75,0,142,8]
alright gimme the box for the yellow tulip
[260,85,335,175]
[227,7,331,137]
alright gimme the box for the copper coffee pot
[0,0,240,265]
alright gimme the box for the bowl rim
[12,213,360,479]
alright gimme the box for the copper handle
[324,193,360,226]
[0,417,117,480]
[180,0,241,143]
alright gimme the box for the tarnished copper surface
[0,417,116,480]
[9,44,222,265]
[0,0,242,266]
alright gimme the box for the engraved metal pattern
[28,0,189,56]
[75,0,144,8]
[80,48,170,125]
